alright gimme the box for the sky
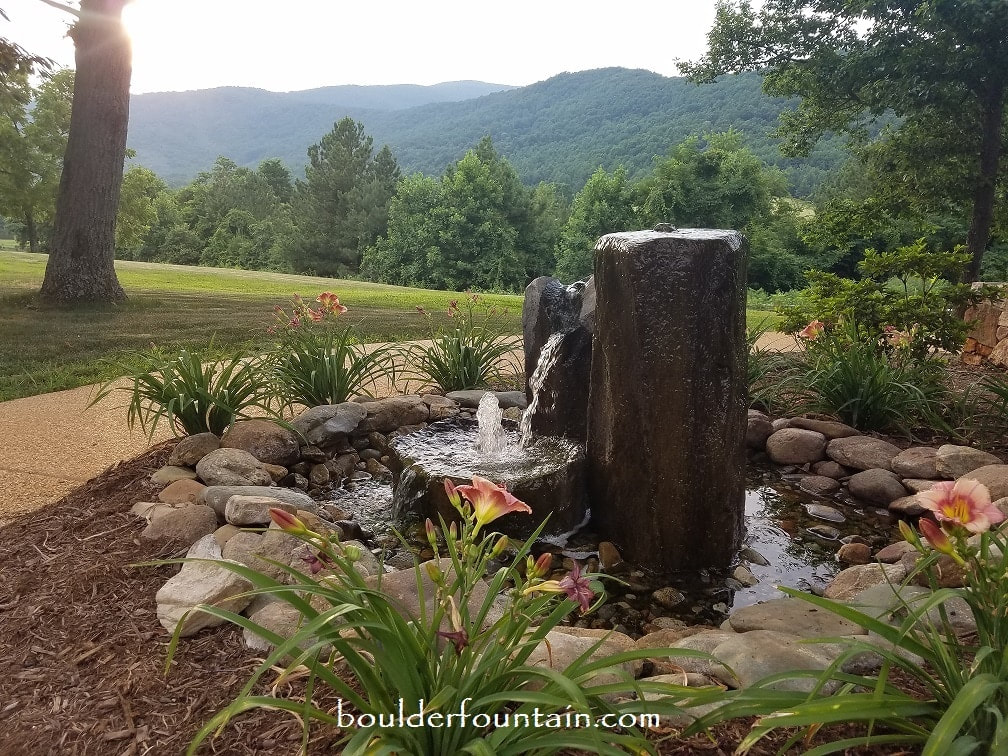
[4,0,719,93]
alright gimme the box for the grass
[0,251,777,402]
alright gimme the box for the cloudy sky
[5,0,719,93]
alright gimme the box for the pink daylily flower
[798,319,824,340]
[917,478,1004,534]
[524,561,595,613]
[454,475,532,531]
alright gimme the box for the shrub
[269,292,399,407]
[407,293,521,392]
[680,476,1008,755]
[169,478,705,754]
[778,240,999,358]
[91,343,275,438]
[746,317,801,414]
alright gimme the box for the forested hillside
[127,69,846,195]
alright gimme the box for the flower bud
[490,535,509,559]
[425,518,438,549]
[342,544,362,563]
[527,552,553,580]
[424,560,442,582]
[270,508,307,534]
[444,478,462,508]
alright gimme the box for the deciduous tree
[682,0,1008,281]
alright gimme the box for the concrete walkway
[0,331,796,524]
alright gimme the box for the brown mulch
[0,445,920,755]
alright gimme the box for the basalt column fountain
[588,229,748,572]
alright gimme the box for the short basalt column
[587,229,747,571]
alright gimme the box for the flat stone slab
[445,390,528,410]
[728,597,866,636]
[826,436,901,471]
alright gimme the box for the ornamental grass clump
[679,476,1008,755]
[168,477,708,755]
[91,342,275,438]
[785,317,949,435]
[408,293,521,392]
[268,292,398,407]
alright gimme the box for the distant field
[0,251,777,401]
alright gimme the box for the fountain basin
[388,418,587,539]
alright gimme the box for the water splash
[475,392,509,459]
[520,331,566,447]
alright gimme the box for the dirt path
[0,332,795,524]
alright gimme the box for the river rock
[936,445,1002,479]
[799,475,840,496]
[156,559,253,636]
[960,464,1008,500]
[826,436,901,471]
[732,564,759,586]
[891,447,939,479]
[788,417,860,439]
[291,403,367,447]
[199,485,317,518]
[527,628,640,696]
[904,478,941,493]
[151,465,198,485]
[766,428,827,464]
[242,600,305,652]
[361,395,430,433]
[587,229,746,572]
[141,504,219,547]
[727,597,865,636]
[823,563,908,600]
[652,586,686,609]
[888,495,926,516]
[875,541,917,563]
[806,503,845,523]
[444,390,527,410]
[598,541,624,572]
[195,448,272,487]
[836,542,872,565]
[157,478,207,504]
[848,469,907,505]
[220,419,300,467]
[224,495,295,526]
[746,413,774,449]
[168,432,220,466]
[421,394,460,421]
[811,460,848,479]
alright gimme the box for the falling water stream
[519,331,567,447]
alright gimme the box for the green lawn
[0,251,776,402]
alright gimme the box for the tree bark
[40,0,130,304]
[964,86,1005,283]
[24,210,37,253]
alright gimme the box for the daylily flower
[436,597,469,653]
[917,478,1005,534]
[315,292,348,315]
[524,561,595,613]
[289,316,301,328]
[883,324,911,348]
[301,551,333,575]
[270,508,308,534]
[454,475,532,532]
[307,307,325,323]
[798,319,824,340]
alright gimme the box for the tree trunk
[24,210,37,253]
[40,0,131,304]
[964,86,1005,283]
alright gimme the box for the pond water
[321,463,900,623]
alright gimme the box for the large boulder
[156,560,253,636]
[824,563,908,600]
[891,447,939,479]
[156,478,206,504]
[727,597,865,636]
[787,417,859,439]
[826,436,901,471]
[195,448,272,487]
[848,469,907,505]
[765,428,827,465]
[525,628,641,698]
[290,403,367,447]
[588,230,747,572]
[140,504,219,547]
[220,419,300,467]
[360,395,430,433]
[168,432,220,467]
[936,445,1001,480]
[199,485,317,518]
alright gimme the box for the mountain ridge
[125,68,845,195]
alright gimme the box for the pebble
[652,587,686,609]
[807,524,841,540]
[739,547,770,566]
[805,503,846,523]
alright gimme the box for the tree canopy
[681,0,1008,281]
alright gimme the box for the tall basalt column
[588,229,747,572]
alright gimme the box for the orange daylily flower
[454,475,531,532]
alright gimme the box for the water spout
[520,331,566,447]
[475,392,509,459]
